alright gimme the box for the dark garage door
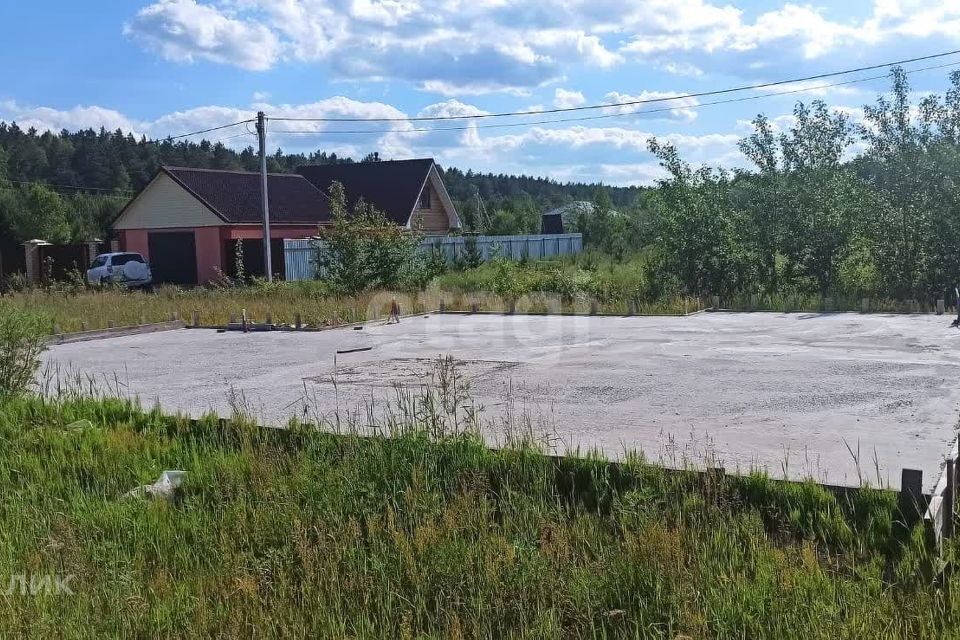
[148,232,198,285]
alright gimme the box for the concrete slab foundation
[42,313,960,490]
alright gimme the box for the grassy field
[0,284,433,334]
[0,379,956,638]
[0,253,950,335]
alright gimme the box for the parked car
[87,252,153,288]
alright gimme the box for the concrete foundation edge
[47,321,186,345]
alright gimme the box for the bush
[316,182,425,294]
[0,272,29,294]
[0,305,48,399]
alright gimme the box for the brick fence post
[86,240,102,268]
[23,239,49,287]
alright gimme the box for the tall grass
[723,291,946,314]
[0,303,48,398]
[1,283,428,333]
[2,253,952,336]
[0,380,955,637]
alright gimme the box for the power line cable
[147,119,255,144]
[270,60,960,137]
[0,180,136,198]
[269,49,960,124]
[0,185,132,199]
[216,130,257,143]
[2,179,136,195]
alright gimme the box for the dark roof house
[111,158,460,285]
[297,158,460,233]
[161,166,332,224]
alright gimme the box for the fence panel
[284,239,317,281]
[0,242,26,281]
[284,233,584,282]
[39,244,102,282]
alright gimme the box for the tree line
[641,67,960,302]
[0,122,640,245]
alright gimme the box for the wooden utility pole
[256,111,272,282]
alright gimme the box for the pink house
[113,159,460,284]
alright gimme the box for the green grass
[0,283,433,334]
[1,252,951,336]
[0,386,956,638]
[722,291,944,314]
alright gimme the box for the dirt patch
[304,357,521,388]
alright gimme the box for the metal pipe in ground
[945,458,955,540]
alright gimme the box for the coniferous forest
[0,123,640,246]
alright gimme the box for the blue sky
[3,0,960,185]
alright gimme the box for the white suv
[87,252,153,288]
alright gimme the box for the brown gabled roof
[162,166,332,225]
[296,158,435,225]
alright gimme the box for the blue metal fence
[284,233,583,281]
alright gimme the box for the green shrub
[316,181,425,293]
[0,304,48,399]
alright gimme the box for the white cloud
[765,80,866,99]
[595,163,669,186]
[0,101,146,136]
[125,1,613,93]
[419,81,535,98]
[124,0,282,71]
[726,5,861,58]
[866,0,960,39]
[0,96,747,186]
[123,0,960,94]
[150,105,255,137]
[659,62,704,77]
[620,0,960,63]
[417,99,490,119]
[458,123,739,160]
[735,113,796,135]
[554,88,586,109]
[267,96,409,123]
[348,0,421,26]
[527,30,623,68]
[603,91,700,122]
[0,97,409,161]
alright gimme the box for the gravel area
[42,312,960,490]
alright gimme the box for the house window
[419,188,432,209]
